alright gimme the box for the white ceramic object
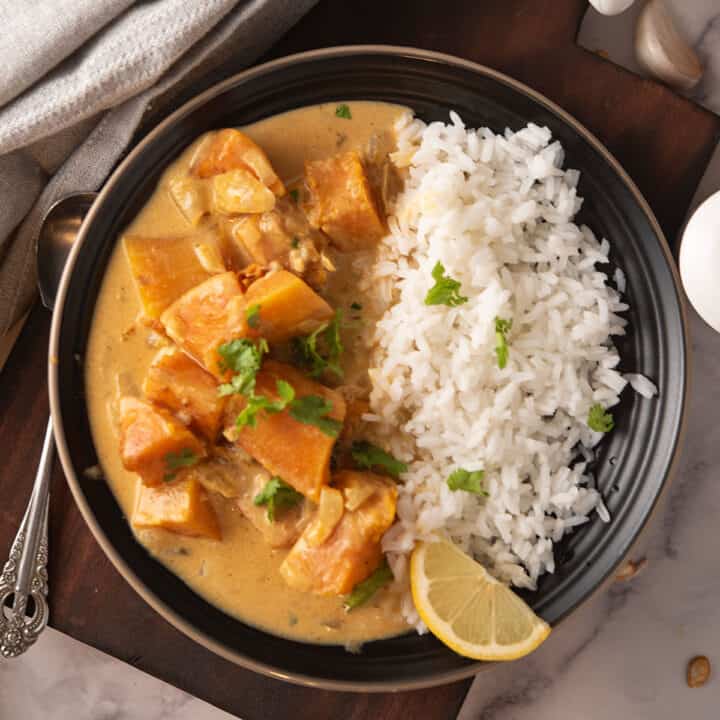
[679,190,720,333]
[635,0,703,91]
[588,0,636,16]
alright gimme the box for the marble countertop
[2,2,719,718]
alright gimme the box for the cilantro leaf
[164,448,200,481]
[289,188,300,203]
[351,441,407,479]
[424,261,468,307]
[293,309,344,379]
[246,304,261,329]
[289,395,342,437]
[276,379,295,404]
[494,317,512,369]
[447,468,488,495]
[291,237,300,248]
[588,404,614,433]
[253,476,303,522]
[350,302,362,311]
[344,558,393,611]
[236,380,295,428]
[217,338,268,397]
[335,103,352,119]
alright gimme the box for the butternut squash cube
[118,397,206,487]
[305,151,386,252]
[192,128,285,196]
[160,271,245,378]
[124,232,225,319]
[227,360,345,502]
[143,349,225,442]
[280,470,397,595]
[133,478,221,540]
[242,270,333,344]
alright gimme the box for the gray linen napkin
[0,0,317,336]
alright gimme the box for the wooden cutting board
[1,2,717,719]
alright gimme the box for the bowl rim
[48,44,689,692]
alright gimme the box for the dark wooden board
[1,1,717,719]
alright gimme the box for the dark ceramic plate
[49,46,688,690]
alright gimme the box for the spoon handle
[0,417,52,657]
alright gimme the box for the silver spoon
[0,191,97,658]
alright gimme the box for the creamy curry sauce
[85,102,411,645]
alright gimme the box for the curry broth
[85,102,411,644]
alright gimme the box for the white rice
[361,112,655,629]
[624,373,658,398]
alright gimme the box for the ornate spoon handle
[0,417,52,658]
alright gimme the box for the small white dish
[679,190,720,333]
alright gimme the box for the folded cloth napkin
[0,0,316,335]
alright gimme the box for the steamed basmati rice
[360,112,654,628]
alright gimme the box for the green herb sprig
[236,380,295,428]
[344,558,393,611]
[424,261,468,307]
[217,338,268,397]
[351,441,407,479]
[588,404,614,433]
[293,309,344,379]
[253,476,303,522]
[234,380,341,438]
[289,395,342,438]
[246,304,261,329]
[335,103,352,120]
[446,468,488,495]
[494,317,512,369]
[163,448,200,482]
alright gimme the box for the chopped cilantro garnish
[233,375,340,438]
[351,441,407,479]
[494,317,512,369]
[289,188,300,203]
[236,380,295,428]
[350,301,362,311]
[289,395,342,437]
[275,379,295,403]
[293,310,344,379]
[447,468,488,495]
[291,237,300,248]
[253,476,303,522]
[217,338,268,397]
[163,448,199,481]
[335,103,352,119]
[344,558,393,610]
[424,261,468,307]
[588,404,614,433]
[246,304,261,329]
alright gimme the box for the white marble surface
[0,628,235,720]
[2,3,720,719]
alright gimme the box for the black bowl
[49,46,688,690]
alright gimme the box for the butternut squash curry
[85,102,412,644]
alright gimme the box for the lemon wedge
[410,539,551,661]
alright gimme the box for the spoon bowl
[37,192,97,311]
